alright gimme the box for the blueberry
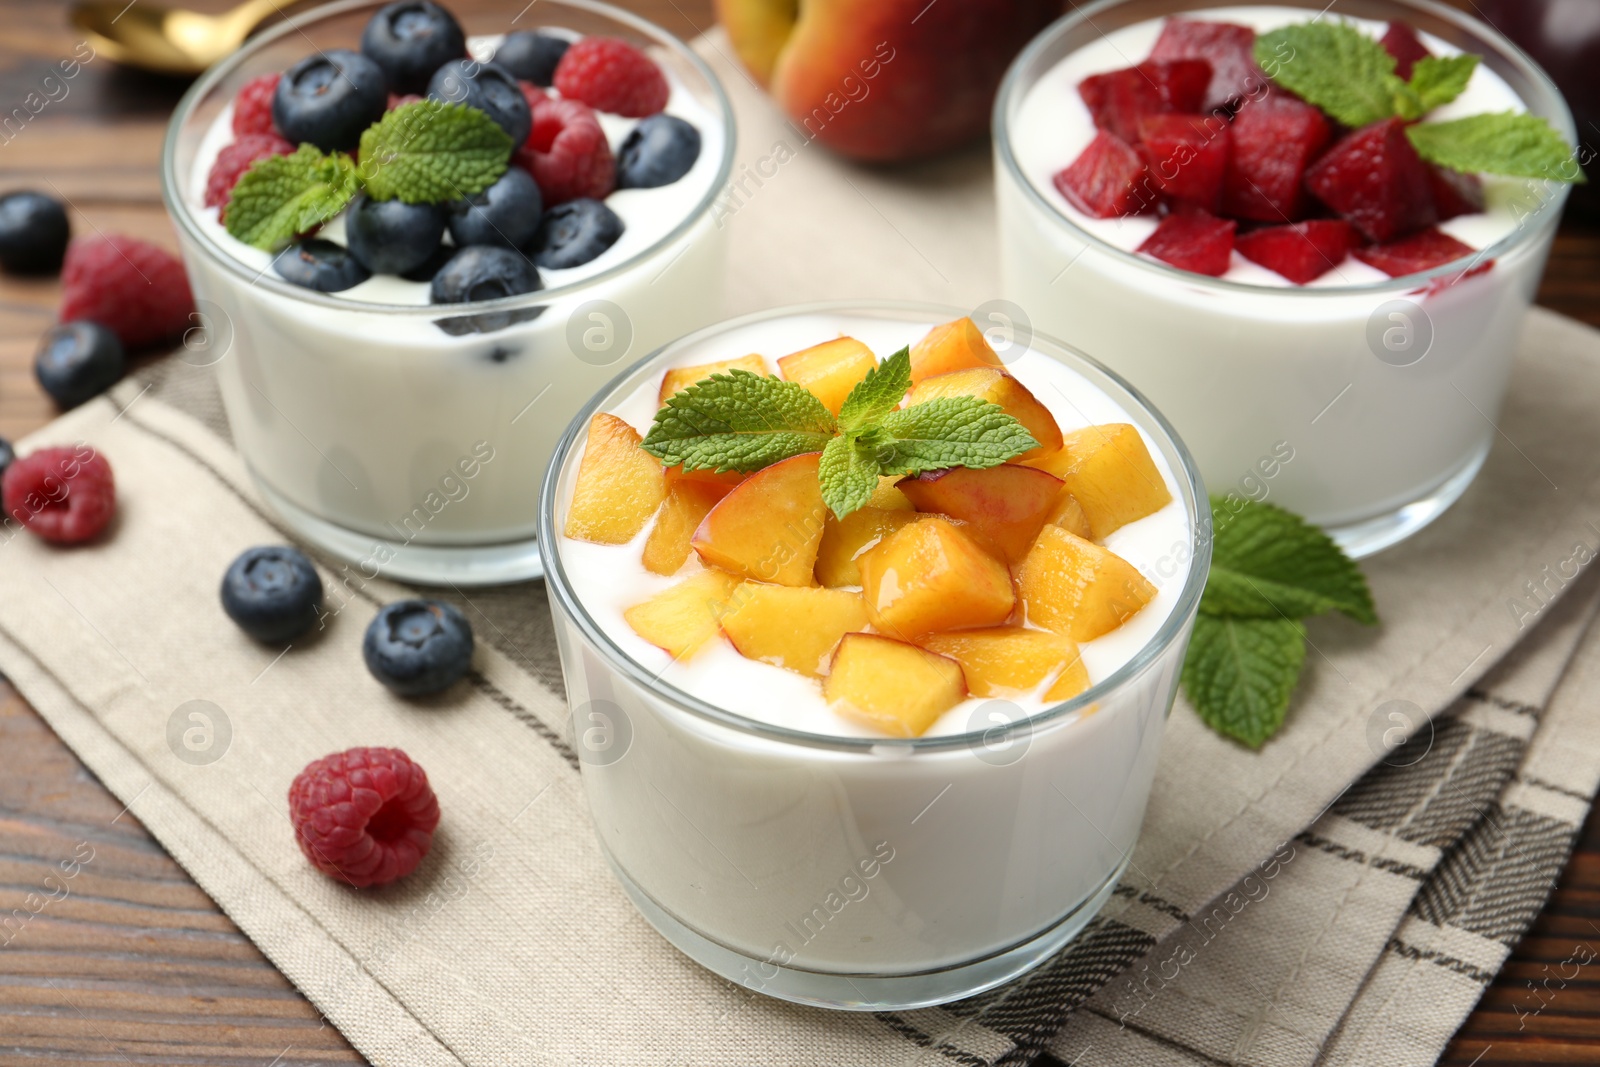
[0,191,70,274]
[0,438,13,484]
[272,49,388,152]
[360,0,466,95]
[363,598,473,696]
[430,245,541,304]
[221,546,324,643]
[399,242,458,282]
[34,322,125,408]
[616,115,701,190]
[530,199,624,269]
[427,60,530,146]
[345,193,446,275]
[274,238,373,292]
[447,167,542,250]
[492,31,569,87]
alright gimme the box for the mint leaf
[640,370,837,473]
[1203,497,1376,623]
[1182,616,1307,749]
[358,100,513,203]
[1407,112,1587,183]
[876,397,1037,474]
[1408,54,1478,112]
[838,346,910,433]
[819,434,881,518]
[223,146,359,251]
[1256,21,1398,128]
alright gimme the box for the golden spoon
[69,0,304,77]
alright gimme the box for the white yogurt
[559,312,1190,738]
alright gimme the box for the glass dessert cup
[994,0,1575,558]
[160,0,735,586]
[539,302,1211,1010]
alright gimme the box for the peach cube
[921,627,1087,699]
[910,317,1005,383]
[1044,655,1092,703]
[623,569,740,661]
[824,633,967,738]
[721,584,868,678]
[642,480,727,576]
[907,368,1063,463]
[664,464,746,494]
[857,516,1015,640]
[777,337,877,414]
[1025,424,1173,539]
[658,353,770,406]
[1016,525,1156,642]
[564,413,666,544]
[691,452,827,586]
[897,464,1065,564]
[1047,491,1093,540]
[870,476,913,510]
[814,506,920,588]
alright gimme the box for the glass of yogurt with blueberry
[161,0,733,584]
[995,0,1580,557]
[539,302,1209,1008]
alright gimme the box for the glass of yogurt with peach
[540,302,1209,1008]
[995,0,1579,556]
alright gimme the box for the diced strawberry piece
[1137,210,1235,275]
[1235,219,1357,284]
[1304,117,1437,242]
[1137,114,1231,212]
[1380,21,1431,80]
[1353,227,1476,277]
[1221,92,1331,221]
[1148,18,1264,112]
[1427,164,1486,220]
[1078,59,1212,143]
[1053,131,1159,218]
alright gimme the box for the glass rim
[538,299,1215,755]
[159,0,737,317]
[991,0,1578,297]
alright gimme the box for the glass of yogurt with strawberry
[161,0,733,584]
[995,0,1581,557]
[540,302,1209,1008]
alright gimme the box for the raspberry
[518,79,547,113]
[231,73,281,137]
[2,446,116,545]
[59,235,195,350]
[515,97,615,205]
[289,747,440,888]
[387,92,423,110]
[205,133,294,209]
[553,37,668,118]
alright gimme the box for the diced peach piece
[1025,424,1173,539]
[824,633,967,738]
[664,464,746,495]
[623,569,740,661]
[657,353,770,405]
[777,337,877,415]
[870,476,912,510]
[814,507,921,588]
[721,584,868,678]
[920,627,1087,699]
[1048,491,1093,540]
[910,317,1005,383]
[857,516,1015,640]
[564,413,665,544]
[642,480,726,576]
[907,368,1063,463]
[897,464,1065,564]
[1044,655,1092,702]
[1016,525,1156,642]
[691,452,827,586]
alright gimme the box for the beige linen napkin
[2,31,1599,1067]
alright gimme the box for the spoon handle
[226,0,318,38]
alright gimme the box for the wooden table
[1,1,1597,1063]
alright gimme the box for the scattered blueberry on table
[221,545,325,643]
[0,191,70,275]
[363,599,475,696]
[34,322,125,409]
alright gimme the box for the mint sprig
[638,343,1039,519]
[1255,21,1583,183]
[223,101,514,250]
[1182,498,1378,748]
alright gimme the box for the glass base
[1324,439,1491,560]
[605,849,1129,1011]
[252,472,545,587]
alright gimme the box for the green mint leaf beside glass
[224,145,359,251]
[1182,615,1308,749]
